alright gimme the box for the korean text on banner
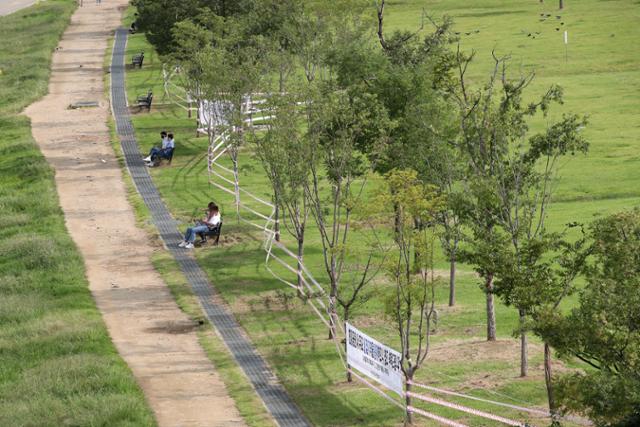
[346,323,404,396]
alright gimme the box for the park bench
[196,221,223,246]
[137,91,153,111]
[131,52,144,68]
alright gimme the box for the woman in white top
[179,202,221,249]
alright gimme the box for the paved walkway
[25,1,245,426]
[111,28,311,427]
[0,0,36,16]
[0,0,35,16]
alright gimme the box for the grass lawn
[119,0,639,425]
[0,2,155,425]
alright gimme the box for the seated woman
[179,203,221,249]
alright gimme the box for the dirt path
[25,2,245,426]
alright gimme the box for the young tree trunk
[485,274,497,341]
[544,343,559,422]
[343,315,353,383]
[328,278,338,340]
[448,246,457,307]
[274,204,280,242]
[296,237,304,297]
[231,150,241,221]
[559,0,564,9]
[404,374,413,426]
[393,202,401,241]
[413,218,423,265]
[279,68,285,93]
[519,309,528,377]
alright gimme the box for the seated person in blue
[143,131,167,162]
[179,203,221,249]
[143,131,174,166]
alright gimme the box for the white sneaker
[143,156,151,162]
[185,242,194,249]
[178,241,187,247]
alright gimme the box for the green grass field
[120,1,639,425]
[384,0,640,213]
[0,2,155,425]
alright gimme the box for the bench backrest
[210,220,222,235]
[132,52,144,65]
[162,147,174,160]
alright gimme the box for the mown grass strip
[0,2,155,425]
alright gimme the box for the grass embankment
[0,2,155,425]
[120,0,638,425]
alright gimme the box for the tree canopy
[537,209,640,426]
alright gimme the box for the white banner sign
[198,99,231,129]
[346,323,404,396]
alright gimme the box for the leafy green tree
[445,48,590,412]
[242,0,305,91]
[536,209,640,426]
[495,227,589,418]
[170,11,224,62]
[167,12,272,217]
[449,50,511,342]
[459,59,589,375]
[132,0,204,54]
[353,2,465,305]
[132,0,258,54]
[377,169,445,425]
[270,5,393,383]
[450,48,587,347]
[491,107,588,379]
[304,83,390,341]
[253,92,313,293]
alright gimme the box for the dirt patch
[428,338,534,363]
[24,2,244,426]
[425,338,573,389]
[146,320,203,335]
[351,314,391,330]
